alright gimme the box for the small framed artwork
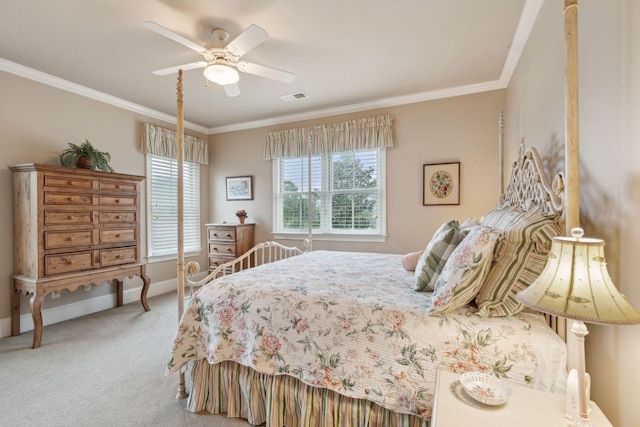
[423,162,460,206]
[226,176,253,201]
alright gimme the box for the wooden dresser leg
[140,265,151,312]
[116,278,123,307]
[29,294,44,349]
[11,279,20,336]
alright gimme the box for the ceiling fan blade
[152,61,208,76]
[142,21,205,53]
[237,61,295,83]
[224,83,241,97]
[225,24,269,57]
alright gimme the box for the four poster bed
[166,2,583,423]
[167,116,570,426]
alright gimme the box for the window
[146,154,201,259]
[273,148,386,240]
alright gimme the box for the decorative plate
[459,372,512,406]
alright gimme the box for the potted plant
[235,210,248,224]
[59,139,115,172]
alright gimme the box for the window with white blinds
[273,148,386,238]
[146,154,201,258]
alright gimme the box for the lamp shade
[517,228,640,325]
[203,64,239,85]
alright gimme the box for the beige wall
[506,1,639,425]
[209,91,505,254]
[0,72,209,330]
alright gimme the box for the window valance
[264,115,393,160]
[141,123,208,165]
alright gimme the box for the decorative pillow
[415,220,468,292]
[414,219,458,280]
[426,226,501,314]
[401,250,424,271]
[460,217,480,230]
[475,207,560,317]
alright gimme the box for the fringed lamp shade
[517,228,640,325]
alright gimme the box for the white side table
[431,370,612,427]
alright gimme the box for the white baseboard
[0,278,179,339]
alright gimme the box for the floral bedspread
[168,250,566,419]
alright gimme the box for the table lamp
[517,227,640,426]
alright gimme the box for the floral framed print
[226,176,253,201]
[423,162,460,206]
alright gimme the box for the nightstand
[431,370,612,427]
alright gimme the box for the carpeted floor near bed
[0,292,254,427]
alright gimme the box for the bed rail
[184,241,305,294]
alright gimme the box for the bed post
[176,69,188,399]
[563,0,580,373]
[498,111,504,197]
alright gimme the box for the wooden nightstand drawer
[100,228,136,244]
[45,211,93,226]
[100,247,137,267]
[209,242,236,256]
[45,230,93,249]
[209,256,234,269]
[208,227,236,242]
[45,251,95,275]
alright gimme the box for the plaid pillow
[426,226,501,313]
[475,207,560,317]
[415,220,467,292]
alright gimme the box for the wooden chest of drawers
[206,223,255,273]
[10,163,151,348]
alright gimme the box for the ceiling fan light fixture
[204,64,240,85]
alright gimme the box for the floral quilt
[168,250,566,419]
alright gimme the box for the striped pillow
[475,207,560,317]
[426,226,501,314]
[415,220,467,291]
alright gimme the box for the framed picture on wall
[226,176,253,201]
[423,162,460,206]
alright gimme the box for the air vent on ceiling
[280,92,309,102]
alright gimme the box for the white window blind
[147,154,201,258]
[274,148,385,238]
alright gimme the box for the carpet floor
[0,292,254,427]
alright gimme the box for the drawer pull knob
[226,248,232,253]
[67,237,75,241]
[116,254,122,258]
[226,233,232,238]
[115,199,120,203]
[68,215,75,220]
[115,233,121,237]
[62,257,74,264]
[68,197,73,201]
[115,215,121,219]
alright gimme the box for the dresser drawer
[100,211,137,224]
[45,230,93,249]
[209,243,236,256]
[209,256,234,270]
[100,180,138,192]
[100,247,137,267]
[100,228,136,244]
[45,211,93,226]
[208,227,235,242]
[45,251,94,275]
[44,175,94,190]
[45,192,94,206]
[100,195,137,206]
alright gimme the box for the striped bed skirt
[186,360,430,427]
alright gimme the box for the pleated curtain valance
[264,115,394,160]
[141,123,209,165]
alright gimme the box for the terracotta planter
[76,155,96,170]
[238,216,246,224]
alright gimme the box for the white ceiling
[0,0,541,134]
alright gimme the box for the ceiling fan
[143,21,295,97]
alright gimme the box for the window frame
[272,147,387,243]
[145,154,202,262]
